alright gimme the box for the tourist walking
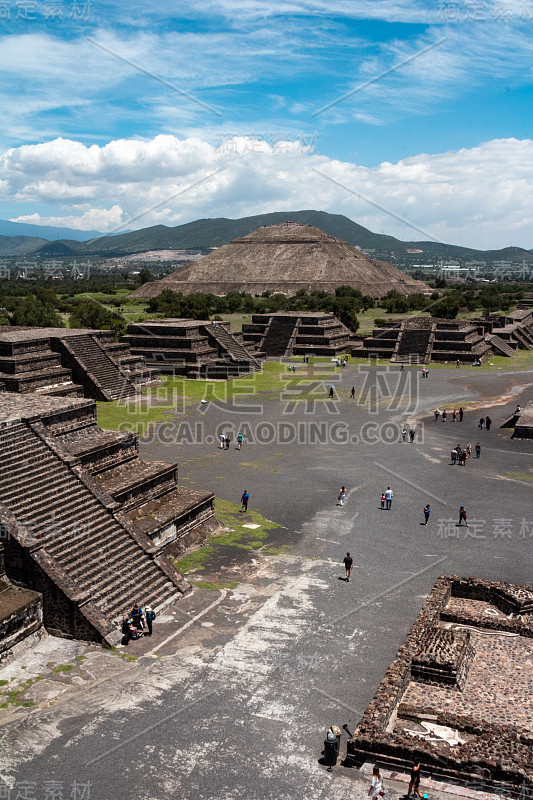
[479,417,485,430]
[338,486,346,506]
[368,765,384,798]
[475,442,481,458]
[343,551,353,582]
[350,386,355,399]
[423,504,431,525]
[452,409,457,422]
[329,386,334,398]
[434,408,440,421]
[458,505,468,526]
[409,429,416,443]
[451,448,457,465]
[401,428,407,442]
[237,432,243,450]
[442,410,447,422]
[380,492,386,509]
[220,433,225,449]
[485,415,492,430]
[456,359,460,368]
[241,490,250,513]
[408,758,425,800]
[225,434,231,449]
[385,487,393,510]
[466,443,472,458]
[459,407,464,422]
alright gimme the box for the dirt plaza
[1,359,532,800]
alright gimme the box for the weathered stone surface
[346,575,533,793]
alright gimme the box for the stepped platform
[357,319,495,363]
[242,312,352,357]
[122,319,262,379]
[0,394,214,645]
[0,328,160,401]
[346,575,533,796]
[511,402,533,439]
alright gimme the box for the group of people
[401,428,417,442]
[219,433,244,449]
[367,759,426,800]
[421,368,430,378]
[121,603,156,643]
[334,358,347,367]
[434,407,464,422]
[478,416,492,430]
[450,442,481,464]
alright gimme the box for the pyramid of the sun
[129,222,430,299]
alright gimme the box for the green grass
[52,664,75,673]
[96,361,339,435]
[190,580,239,590]
[174,498,283,576]
[505,472,533,481]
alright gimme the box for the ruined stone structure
[347,575,533,795]
[356,309,533,364]
[129,222,430,300]
[122,319,262,379]
[507,402,533,439]
[0,394,215,645]
[0,327,160,401]
[242,312,353,357]
[357,318,493,363]
[0,542,43,663]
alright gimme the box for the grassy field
[96,360,342,435]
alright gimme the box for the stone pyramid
[130,222,429,299]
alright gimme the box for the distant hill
[0,210,531,262]
[0,218,105,241]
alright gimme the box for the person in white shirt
[368,765,384,798]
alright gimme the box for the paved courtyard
[0,361,532,800]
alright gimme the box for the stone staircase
[486,334,516,357]
[59,335,138,401]
[207,325,262,371]
[392,326,433,363]
[261,316,298,356]
[0,421,186,643]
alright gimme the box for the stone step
[41,509,112,551]
[13,484,89,522]
[0,466,69,503]
[69,539,140,585]
[98,571,174,618]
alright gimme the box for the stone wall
[346,575,533,793]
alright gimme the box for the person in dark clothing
[479,417,485,430]
[130,603,145,629]
[458,505,468,526]
[225,435,231,450]
[475,442,481,458]
[409,429,416,443]
[329,386,334,398]
[485,415,492,430]
[241,490,249,512]
[408,758,425,800]
[459,407,464,422]
[350,386,355,399]
[423,504,430,525]
[145,606,155,636]
[343,552,353,582]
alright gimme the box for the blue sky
[0,0,532,249]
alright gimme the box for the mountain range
[0,210,531,263]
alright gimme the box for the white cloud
[1,134,533,248]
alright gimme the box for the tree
[69,300,125,334]
[10,295,64,327]
[430,296,460,319]
[138,269,153,285]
